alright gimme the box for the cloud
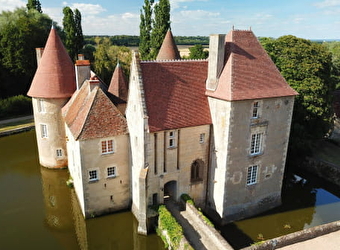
[178,9,220,19]
[0,0,25,12]
[314,0,340,8]
[170,0,207,10]
[70,3,106,15]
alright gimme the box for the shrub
[157,205,183,250]
[0,95,32,119]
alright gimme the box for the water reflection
[0,131,164,250]
[221,173,340,249]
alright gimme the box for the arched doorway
[164,181,177,201]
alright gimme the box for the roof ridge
[142,59,208,63]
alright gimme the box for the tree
[74,9,84,58]
[139,0,154,60]
[260,36,335,157]
[93,37,131,84]
[188,44,208,59]
[27,0,42,13]
[0,8,54,97]
[62,7,84,61]
[150,0,170,58]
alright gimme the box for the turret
[156,29,181,60]
[27,26,76,168]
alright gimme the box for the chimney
[35,48,44,66]
[75,54,91,90]
[89,77,100,91]
[206,34,226,90]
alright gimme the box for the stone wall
[299,157,340,186]
[243,221,340,250]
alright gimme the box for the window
[250,133,262,155]
[191,159,204,182]
[169,131,176,148]
[38,99,45,113]
[56,149,62,157]
[247,165,258,185]
[41,124,48,138]
[252,101,260,118]
[199,133,205,144]
[101,140,114,154]
[107,167,116,178]
[89,170,98,181]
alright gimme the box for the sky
[1,0,340,39]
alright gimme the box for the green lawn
[0,118,34,132]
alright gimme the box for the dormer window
[252,101,260,118]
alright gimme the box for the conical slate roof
[27,27,76,98]
[156,30,181,60]
[108,63,128,101]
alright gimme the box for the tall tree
[26,0,42,13]
[74,9,84,58]
[260,36,335,157]
[62,7,84,60]
[150,0,170,59]
[139,0,154,60]
[0,8,54,97]
[63,7,76,60]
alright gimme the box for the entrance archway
[164,181,177,200]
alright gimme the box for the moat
[1,130,340,249]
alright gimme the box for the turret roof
[206,30,298,101]
[108,63,128,102]
[156,30,181,60]
[27,27,76,98]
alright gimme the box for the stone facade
[29,27,297,235]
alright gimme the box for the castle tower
[27,26,76,168]
[205,30,297,224]
[156,29,181,60]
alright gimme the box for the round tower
[27,26,76,168]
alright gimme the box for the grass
[0,118,34,133]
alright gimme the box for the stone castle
[28,26,297,234]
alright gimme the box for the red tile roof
[108,63,128,102]
[156,30,181,60]
[206,30,297,101]
[63,81,127,140]
[27,27,76,98]
[141,60,211,132]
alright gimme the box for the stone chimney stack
[75,54,91,90]
[89,78,100,91]
[206,34,226,90]
[35,48,44,66]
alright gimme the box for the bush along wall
[157,205,185,250]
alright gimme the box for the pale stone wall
[65,126,85,214]
[126,52,149,234]
[208,96,295,223]
[32,97,69,168]
[78,135,131,217]
[146,125,211,208]
[207,97,232,216]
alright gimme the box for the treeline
[84,35,209,47]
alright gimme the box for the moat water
[1,130,340,249]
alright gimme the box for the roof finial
[232,25,234,30]
[51,21,55,29]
